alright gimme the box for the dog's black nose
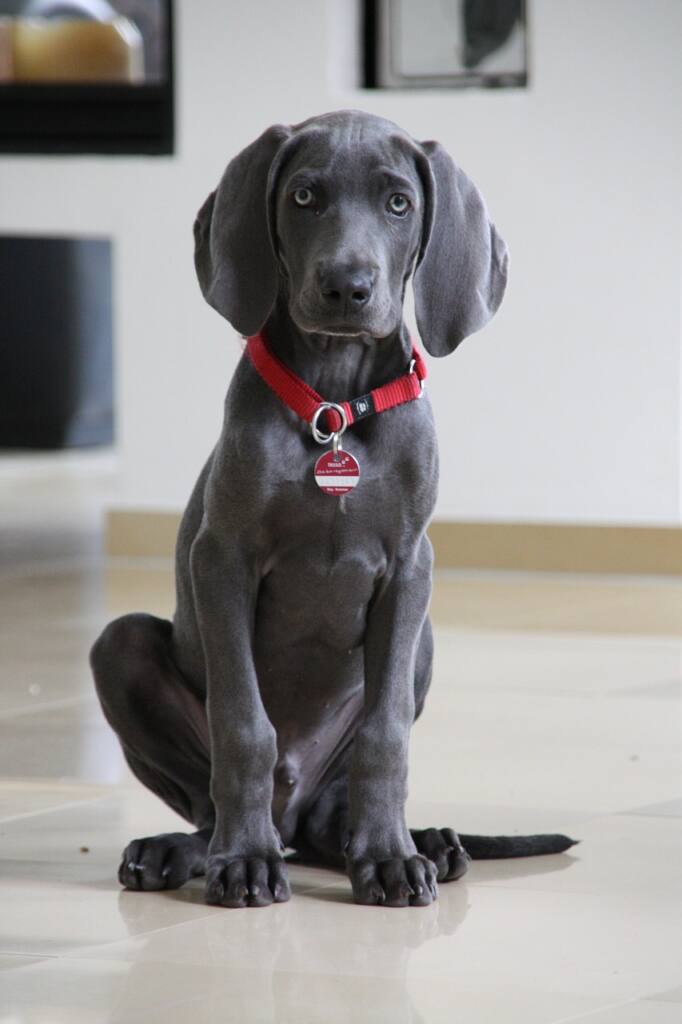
[318,265,374,308]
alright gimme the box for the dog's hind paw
[118,831,208,891]
[410,827,472,882]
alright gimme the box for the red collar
[246,332,426,435]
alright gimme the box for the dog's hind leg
[90,612,214,891]
[294,769,349,871]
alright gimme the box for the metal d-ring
[409,358,425,396]
[311,402,348,445]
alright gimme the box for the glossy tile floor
[1,475,681,1022]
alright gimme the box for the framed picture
[364,0,527,90]
[0,0,174,154]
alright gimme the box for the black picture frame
[0,0,174,155]
[363,0,528,91]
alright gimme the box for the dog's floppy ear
[413,141,509,357]
[193,124,291,335]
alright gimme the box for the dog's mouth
[292,301,395,340]
[307,323,372,337]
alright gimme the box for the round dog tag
[314,449,360,496]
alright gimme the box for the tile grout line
[52,908,232,962]
[549,996,640,1023]
[50,883,347,963]
[0,795,110,825]
[0,951,60,962]
[0,694,94,721]
[0,557,103,583]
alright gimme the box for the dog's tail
[458,833,579,859]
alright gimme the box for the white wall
[1,0,680,524]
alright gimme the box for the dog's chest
[256,513,385,653]
[257,473,428,655]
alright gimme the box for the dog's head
[194,110,508,356]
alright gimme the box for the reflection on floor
[1,512,681,1022]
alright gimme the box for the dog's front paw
[205,853,291,908]
[348,854,438,908]
[411,827,471,882]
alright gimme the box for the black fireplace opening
[0,235,114,449]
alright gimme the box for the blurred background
[0,0,680,547]
[0,3,681,1021]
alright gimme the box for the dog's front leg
[346,566,438,907]
[190,526,290,908]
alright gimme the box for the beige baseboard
[106,510,682,575]
[106,510,182,560]
[426,521,682,575]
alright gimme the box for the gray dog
[91,110,575,908]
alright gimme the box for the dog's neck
[262,296,413,404]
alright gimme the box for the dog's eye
[387,193,411,216]
[293,187,314,208]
